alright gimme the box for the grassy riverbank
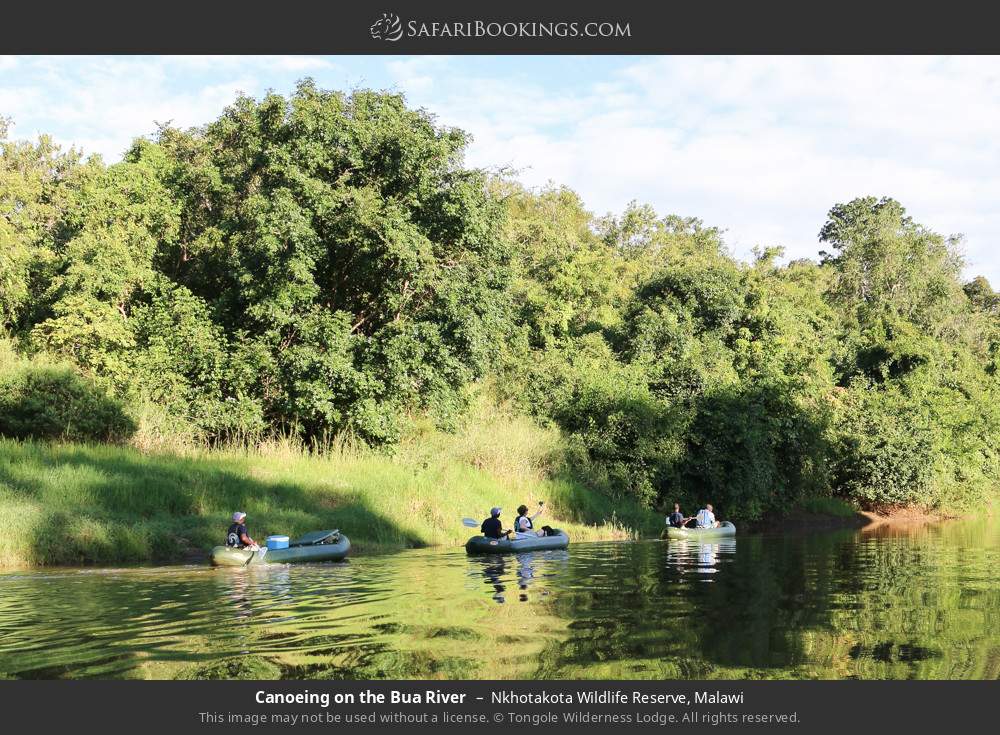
[0,406,660,567]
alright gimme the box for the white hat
[232,511,247,522]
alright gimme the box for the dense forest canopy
[2,81,999,519]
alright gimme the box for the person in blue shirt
[667,503,691,528]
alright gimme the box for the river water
[0,519,996,680]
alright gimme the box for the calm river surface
[0,519,997,680]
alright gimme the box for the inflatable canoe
[662,521,736,540]
[465,529,569,555]
[211,530,350,566]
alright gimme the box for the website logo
[368,14,631,43]
[370,13,403,42]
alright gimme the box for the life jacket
[226,523,245,547]
[515,514,533,532]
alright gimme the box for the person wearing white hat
[226,511,258,549]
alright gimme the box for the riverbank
[749,495,978,533]
[4,401,989,567]
[0,408,661,567]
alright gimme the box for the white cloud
[4,55,999,282]
[0,56,340,160]
[385,56,452,95]
[394,56,1000,282]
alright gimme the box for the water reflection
[663,539,737,578]
[0,519,996,680]
[468,550,570,603]
[471,555,509,602]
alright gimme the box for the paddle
[243,546,265,566]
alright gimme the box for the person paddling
[513,502,545,537]
[226,511,259,549]
[667,503,691,528]
[695,503,721,529]
[480,507,511,540]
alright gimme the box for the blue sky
[3,55,999,283]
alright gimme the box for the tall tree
[819,196,966,337]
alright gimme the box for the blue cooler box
[265,535,289,550]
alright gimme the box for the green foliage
[829,319,1000,510]
[830,383,937,507]
[667,382,828,520]
[796,494,856,517]
[553,348,681,507]
[3,83,510,447]
[500,192,996,517]
[128,279,263,441]
[147,81,510,443]
[502,184,625,346]
[963,275,999,314]
[2,88,998,522]
[0,126,90,333]
[819,196,967,338]
[0,343,135,443]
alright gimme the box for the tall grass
[0,398,659,567]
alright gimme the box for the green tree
[819,196,967,338]
[149,81,511,442]
[0,122,89,333]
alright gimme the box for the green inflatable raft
[662,521,736,540]
[211,530,350,566]
[465,529,570,555]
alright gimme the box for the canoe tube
[465,529,569,555]
[211,533,350,566]
[662,522,736,540]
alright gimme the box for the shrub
[667,381,829,520]
[0,362,136,442]
[830,385,935,509]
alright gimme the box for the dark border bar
[1,680,994,733]
[3,0,999,54]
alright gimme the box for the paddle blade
[242,548,261,567]
[462,517,480,528]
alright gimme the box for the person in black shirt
[480,507,511,540]
[226,511,258,549]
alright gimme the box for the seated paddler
[226,511,259,549]
[481,507,512,540]
[513,502,545,537]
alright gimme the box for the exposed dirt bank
[748,505,969,533]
